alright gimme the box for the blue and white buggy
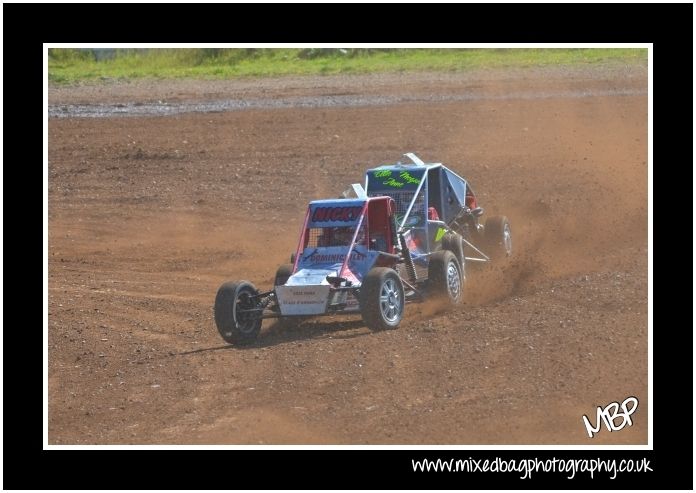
[214,153,511,345]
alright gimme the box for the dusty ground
[47,66,649,444]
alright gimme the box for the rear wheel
[484,216,512,260]
[442,232,465,278]
[214,281,262,345]
[360,267,404,331]
[428,250,463,304]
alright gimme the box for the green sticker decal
[382,178,405,188]
[435,227,446,242]
[368,168,425,191]
[399,171,421,185]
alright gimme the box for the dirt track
[47,67,648,444]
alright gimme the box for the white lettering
[582,396,639,438]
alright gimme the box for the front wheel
[214,281,262,345]
[360,267,405,331]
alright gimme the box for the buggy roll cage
[364,153,490,263]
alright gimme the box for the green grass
[48,48,647,84]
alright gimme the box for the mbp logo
[582,396,639,438]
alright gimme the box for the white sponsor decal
[276,285,331,316]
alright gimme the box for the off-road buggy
[364,152,512,267]
[214,153,511,345]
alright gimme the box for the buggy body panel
[279,196,397,316]
[365,154,488,265]
[365,159,476,228]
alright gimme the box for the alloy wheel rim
[235,290,258,333]
[447,261,461,300]
[503,224,512,255]
[380,278,402,323]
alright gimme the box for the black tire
[274,264,294,286]
[428,250,463,304]
[214,281,262,345]
[484,216,512,260]
[359,267,405,331]
[442,232,466,279]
